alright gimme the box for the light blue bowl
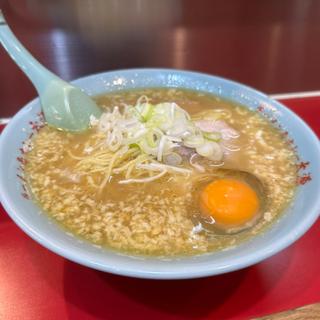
[1,69,320,279]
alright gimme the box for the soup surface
[24,89,298,257]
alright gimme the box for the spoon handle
[0,10,59,93]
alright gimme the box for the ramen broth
[24,89,298,257]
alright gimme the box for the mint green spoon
[0,11,101,132]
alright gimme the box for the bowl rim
[1,68,320,279]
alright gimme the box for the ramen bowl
[0,69,319,279]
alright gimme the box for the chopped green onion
[203,132,222,142]
[184,135,205,148]
[92,95,239,182]
[146,114,168,128]
[146,129,162,148]
[141,103,154,121]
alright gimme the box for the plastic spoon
[0,11,102,132]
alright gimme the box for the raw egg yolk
[200,179,260,228]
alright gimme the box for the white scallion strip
[221,128,240,139]
[157,135,167,161]
[190,153,205,172]
[123,128,148,144]
[118,170,167,184]
[165,135,182,142]
[170,103,175,120]
[209,161,224,167]
[137,162,192,174]
[221,142,241,152]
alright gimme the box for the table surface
[0,96,320,320]
[1,0,320,118]
[1,1,320,319]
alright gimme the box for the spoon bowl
[0,10,101,131]
[41,80,102,131]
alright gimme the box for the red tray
[0,96,319,320]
